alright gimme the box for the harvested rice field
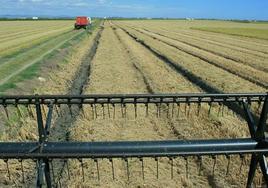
[0,19,267,188]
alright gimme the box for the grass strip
[0,21,101,93]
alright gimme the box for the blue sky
[1,0,267,20]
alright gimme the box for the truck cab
[74,16,91,29]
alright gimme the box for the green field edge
[0,20,100,139]
[0,37,86,92]
[0,21,101,93]
[0,32,85,93]
[0,29,74,61]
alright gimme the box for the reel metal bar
[242,100,257,138]
[0,138,267,159]
[44,102,54,138]
[0,93,266,105]
[34,97,53,188]
[0,93,267,186]
[246,94,268,187]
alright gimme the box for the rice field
[0,19,267,187]
[0,20,88,92]
[0,21,75,56]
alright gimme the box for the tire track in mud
[112,25,243,188]
[115,24,261,124]
[138,27,268,72]
[41,26,104,187]
[126,26,268,89]
[50,27,104,139]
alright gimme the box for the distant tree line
[0,17,267,23]
[108,17,268,22]
[0,17,73,21]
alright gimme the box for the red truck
[74,16,91,29]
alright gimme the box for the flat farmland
[0,20,267,187]
[0,20,74,57]
[0,20,86,92]
[116,20,268,92]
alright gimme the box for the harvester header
[0,93,268,187]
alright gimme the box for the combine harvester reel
[0,93,268,187]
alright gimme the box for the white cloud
[97,0,107,4]
[1,0,197,18]
[19,0,43,2]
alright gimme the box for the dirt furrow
[46,27,104,187]
[125,26,268,89]
[49,27,104,139]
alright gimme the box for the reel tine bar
[0,93,267,187]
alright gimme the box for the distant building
[186,18,194,21]
[32,17,39,20]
